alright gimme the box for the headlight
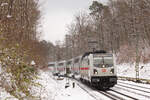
[102,64,105,68]
[93,69,98,74]
[110,68,114,74]
[95,71,98,74]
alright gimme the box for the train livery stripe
[80,67,89,70]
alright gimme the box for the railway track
[77,82,126,100]
[72,77,150,100]
[75,80,138,100]
[116,80,150,98]
[114,85,150,99]
[107,89,138,100]
[118,76,150,84]
[118,81,150,90]
[98,90,124,100]
[76,82,104,100]
[117,84,150,94]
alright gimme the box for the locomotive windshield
[93,56,113,68]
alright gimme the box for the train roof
[73,56,82,60]
[81,50,107,59]
[48,62,55,65]
[48,62,55,67]
[58,60,66,63]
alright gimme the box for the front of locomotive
[90,53,117,89]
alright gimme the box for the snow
[1,70,95,100]
[27,70,96,100]
[112,80,150,99]
[30,70,58,100]
[1,62,150,100]
[118,80,150,89]
[117,63,150,79]
[54,80,95,100]
[117,63,135,78]
[7,14,12,18]
[0,87,18,100]
[1,3,8,7]
[31,60,36,65]
[106,90,133,100]
[74,80,112,100]
[112,86,148,99]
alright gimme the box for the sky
[40,0,107,44]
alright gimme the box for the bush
[0,45,40,100]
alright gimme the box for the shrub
[0,44,40,100]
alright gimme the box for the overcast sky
[40,0,106,44]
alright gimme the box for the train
[48,50,117,90]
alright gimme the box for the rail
[118,76,150,84]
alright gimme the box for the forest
[0,0,53,99]
[52,0,150,64]
[0,0,54,67]
[0,0,150,99]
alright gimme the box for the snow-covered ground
[53,79,96,100]
[0,70,95,100]
[0,87,18,100]
[1,62,150,100]
[32,71,96,100]
[117,63,150,79]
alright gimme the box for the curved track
[118,81,150,90]
[72,78,150,100]
[107,89,138,100]
[117,84,150,94]
[76,79,138,100]
[114,85,150,99]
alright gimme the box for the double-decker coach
[57,61,66,76]
[66,60,73,75]
[72,56,82,75]
[48,62,55,73]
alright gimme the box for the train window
[67,61,72,65]
[74,59,79,63]
[82,58,88,66]
[87,59,89,65]
[104,57,113,67]
[93,56,113,68]
[93,58,103,68]
[104,57,113,63]
[48,64,54,67]
[59,63,64,66]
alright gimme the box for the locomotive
[48,50,117,90]
[80,50,117,89]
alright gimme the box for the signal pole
[135,31,140,82]
[130,0,140,82]
[129,33,140,82]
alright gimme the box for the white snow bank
[117,63,135,78]
[0,65,18,100]
[31,70,95,100]
[54,79,95,100]
[1,3,8,6]
[0,87,18,100]
[117,63,150,79]
[31,70,58,100]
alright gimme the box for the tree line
[0,0,53,66]
[53,0,150,64]
[0,0,54,99]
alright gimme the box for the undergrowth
[0,44,41,100]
